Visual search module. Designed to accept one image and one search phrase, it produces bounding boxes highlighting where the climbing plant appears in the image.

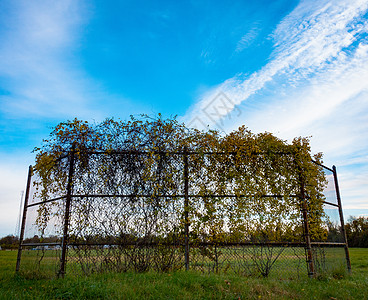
[31,115,328,274]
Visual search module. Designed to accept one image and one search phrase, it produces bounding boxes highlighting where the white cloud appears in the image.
[183,0,368,210]
[0,0,112,120]
[235,24,260,53]
[0,1,150,236]
[0,154,32,237]
[0,0,95,237]
[184,0,368,127]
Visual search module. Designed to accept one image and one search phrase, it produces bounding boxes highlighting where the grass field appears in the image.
[0,248,367,299]
[16,245,347,279]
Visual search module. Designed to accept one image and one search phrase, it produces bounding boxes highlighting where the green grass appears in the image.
[0,249,368,299]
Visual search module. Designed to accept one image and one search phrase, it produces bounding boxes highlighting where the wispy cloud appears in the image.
[183,0,368,208]
[0,0,97,237]
[0,154,31,236]
[0,0,113,120]
[235,23,260,53]
[184,0,368,127]
[0,0,152,236]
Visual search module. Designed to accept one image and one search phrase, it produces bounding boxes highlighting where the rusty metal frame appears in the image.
[58,146,76,278]
[15,165,33,273]
[16,149,351,278]
[332,165,351,273]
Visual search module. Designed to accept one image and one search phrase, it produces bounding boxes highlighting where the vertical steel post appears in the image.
[16,165,33,273]
[300,178,315,278]
[58,147,75,278]
[332,165,352,273]
[295,151,315,278]
[183,148,189,271]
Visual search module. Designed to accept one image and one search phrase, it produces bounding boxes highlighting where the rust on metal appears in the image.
[15,165,33,273]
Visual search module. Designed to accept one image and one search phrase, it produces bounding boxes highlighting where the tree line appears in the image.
[2,216,367,250]
[3,216,368,250]
[0,235,58,250]
[326,216,368,247]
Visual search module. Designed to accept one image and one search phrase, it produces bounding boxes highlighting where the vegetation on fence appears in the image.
[33,115,327,239]
[25,115,331,275]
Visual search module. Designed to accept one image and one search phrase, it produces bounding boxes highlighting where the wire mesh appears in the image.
[309,165,349,277]
[18,160,67,277]
[17,152,350,279]
[189,244,307,278]
[311,246,347,277]
[66,244,185,275]
[19,246,62,278]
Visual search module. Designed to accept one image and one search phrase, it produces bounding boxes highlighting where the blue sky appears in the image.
[0,0,367,236]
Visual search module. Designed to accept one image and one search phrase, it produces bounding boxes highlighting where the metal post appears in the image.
[301,185,315,278]
[183,148,190,271]
[16,165,33,273]
[332,165,352,273]
[58,146,75,278]
[297,161,315,278]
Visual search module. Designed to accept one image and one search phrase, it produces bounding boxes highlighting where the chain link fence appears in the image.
[16,151,351,279]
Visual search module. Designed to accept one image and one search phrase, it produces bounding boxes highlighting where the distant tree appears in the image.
[23,235,40,244]
[326,221,343,242]
[345,216,368,247]
[0,235,19,249]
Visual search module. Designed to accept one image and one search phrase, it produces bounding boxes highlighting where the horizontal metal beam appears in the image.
[25,194,300,207]
[311,160,334,172]
[26,196,67,208]
[70,194,298,199]
[20,241,346,248]
[57,150,294,156]
[65,241,346,247]
[21,242,61,247]
[322,200,339,208]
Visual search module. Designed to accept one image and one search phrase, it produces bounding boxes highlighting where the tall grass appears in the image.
[0,249,367,299]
